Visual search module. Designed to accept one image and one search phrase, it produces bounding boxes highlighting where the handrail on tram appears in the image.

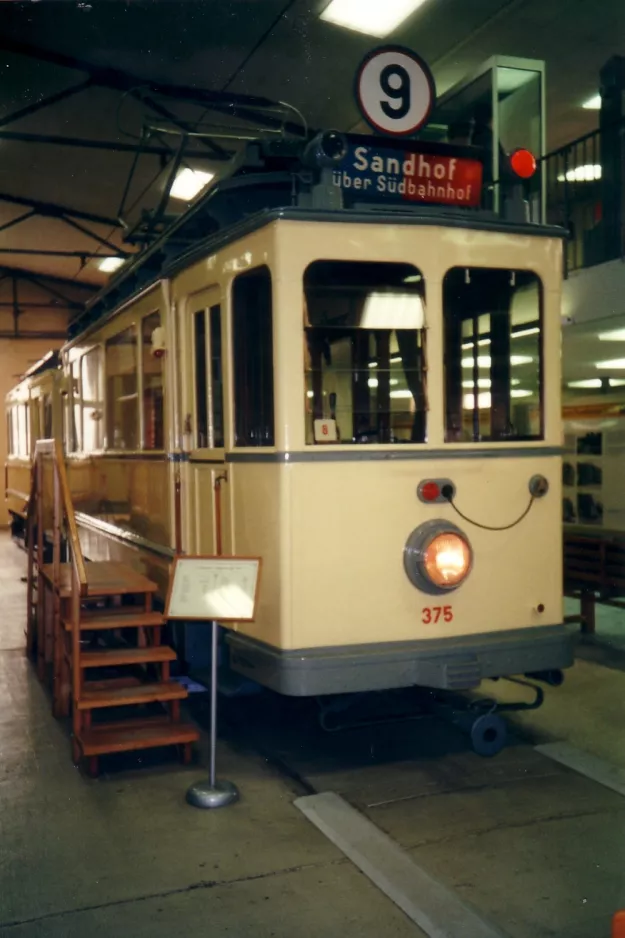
[30,438,88,596]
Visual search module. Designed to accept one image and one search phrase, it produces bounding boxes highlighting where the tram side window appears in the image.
[194,304,225,450]
[82,347,104,451]
[69,359,82,452]
[43,393,53,439]
[106,327,138,450]
[13,404,29,457]
[142,312,164,450]
[443,268,543,443]
[304,261,426,445]
[233,268,274,447]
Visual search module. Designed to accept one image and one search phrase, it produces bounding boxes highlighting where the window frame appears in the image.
[442,264,544,444]
[140,310,165,451]
[191,292,225,455]
[303,259,428,447]
[105,324,140,452]
[232,266,275,449]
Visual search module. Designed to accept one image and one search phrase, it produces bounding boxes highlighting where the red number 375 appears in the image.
[422,606,453,624]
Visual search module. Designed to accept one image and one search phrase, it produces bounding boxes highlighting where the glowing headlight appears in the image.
[404,521,473,595]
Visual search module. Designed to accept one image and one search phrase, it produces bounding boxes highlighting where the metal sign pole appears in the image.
[186,620,239,809]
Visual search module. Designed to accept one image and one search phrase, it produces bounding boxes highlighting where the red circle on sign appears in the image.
[510,148,537,179]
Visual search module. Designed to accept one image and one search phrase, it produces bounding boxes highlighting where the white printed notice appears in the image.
[166,557,260,622]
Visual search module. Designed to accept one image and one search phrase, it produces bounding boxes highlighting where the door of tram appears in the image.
[186,286,233,557]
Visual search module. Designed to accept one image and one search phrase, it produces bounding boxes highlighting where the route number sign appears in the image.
[355,46,435,137]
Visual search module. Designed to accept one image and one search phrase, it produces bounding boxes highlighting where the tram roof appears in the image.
[69,134,566,341]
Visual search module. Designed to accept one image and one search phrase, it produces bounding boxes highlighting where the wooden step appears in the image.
[78,681,187,710]
[41,561,158,598]
[80,646,176,668]
[62,611,164,632]
[79,720,199,756]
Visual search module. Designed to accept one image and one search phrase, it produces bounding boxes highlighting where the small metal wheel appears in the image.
[470,713,507,757]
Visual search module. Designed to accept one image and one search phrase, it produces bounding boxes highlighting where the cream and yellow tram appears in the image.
[5,131,573,712]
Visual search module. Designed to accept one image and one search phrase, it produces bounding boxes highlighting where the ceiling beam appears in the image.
[0,129,223,159]
[0,248,122,259]
[0,265,97,291]
[0,192,122,228]
[0,78,93,129]
[0,37,307,139]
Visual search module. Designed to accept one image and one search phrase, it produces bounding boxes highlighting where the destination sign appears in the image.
[332,143,483,208]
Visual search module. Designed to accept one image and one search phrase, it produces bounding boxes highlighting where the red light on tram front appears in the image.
[510,148,537,180]
[420,481,440,502]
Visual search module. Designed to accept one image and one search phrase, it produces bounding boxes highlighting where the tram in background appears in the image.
[5,124,573,743]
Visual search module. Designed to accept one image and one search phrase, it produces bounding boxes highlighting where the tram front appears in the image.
[226,134,572,706]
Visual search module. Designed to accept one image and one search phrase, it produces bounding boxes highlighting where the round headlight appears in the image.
[404,520,472,595]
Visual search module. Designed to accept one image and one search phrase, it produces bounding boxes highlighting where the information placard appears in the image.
[166,556,261,622]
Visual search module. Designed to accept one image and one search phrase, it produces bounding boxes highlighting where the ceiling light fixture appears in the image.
[461,355,533,368]
[567,379,602,389]
[320,0,428,37]
[462,378,491,389]
[98,256,125,273]
[583,94,601,110]
[596,359,625,369]
[512,326,540,339]
[598,328,625,341]
[170,167,215,202]
[557,164,601,183]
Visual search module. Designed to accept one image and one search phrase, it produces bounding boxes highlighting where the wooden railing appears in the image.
[26,439,88,674]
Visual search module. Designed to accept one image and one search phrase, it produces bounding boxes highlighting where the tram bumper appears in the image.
[226,624,574,697]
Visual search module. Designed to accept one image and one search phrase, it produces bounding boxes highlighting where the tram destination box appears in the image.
[328,134,484,209]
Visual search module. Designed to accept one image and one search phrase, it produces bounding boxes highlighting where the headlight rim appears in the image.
[403,519,473,595]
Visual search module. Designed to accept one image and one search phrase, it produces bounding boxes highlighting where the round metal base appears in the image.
[186,779,239,809]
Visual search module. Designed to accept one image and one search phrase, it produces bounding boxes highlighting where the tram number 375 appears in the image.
[422,606,453,624]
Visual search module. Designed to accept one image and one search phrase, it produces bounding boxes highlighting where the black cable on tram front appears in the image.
[440,483,536,532]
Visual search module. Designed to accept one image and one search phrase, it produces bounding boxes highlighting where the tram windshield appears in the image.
[304,261,426,445]
[443,268,543,442]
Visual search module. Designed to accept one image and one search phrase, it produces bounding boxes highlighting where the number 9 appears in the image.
[380,64,411,121]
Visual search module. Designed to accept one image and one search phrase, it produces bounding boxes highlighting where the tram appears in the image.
[5,127,573,716]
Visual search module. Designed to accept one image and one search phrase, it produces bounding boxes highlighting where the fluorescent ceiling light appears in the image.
[598,328,625,341]
[461,355,532,368]
[361,292,425,329]
[462,356,492,368]
[567,379,602,389]
[320,0,427,37]
[306,390,314,398]
[368,378,399,388]
[513,326,540,338]
[462,378,491,389]
[583,94,601,110]
[403,274,422,283]
[98,256,125,273]
[610,378,625,387]
[557,164,601,183]
[596,358,625,369]
[170,167,214,201]
[390,389,413,399]
[462,338,490,349]
[390,356,402,364]
[511,389,532,398]
[463,392,491,410]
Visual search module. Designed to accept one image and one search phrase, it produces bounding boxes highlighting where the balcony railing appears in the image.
[535,122,624,274]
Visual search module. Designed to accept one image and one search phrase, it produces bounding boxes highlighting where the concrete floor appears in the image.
[2,531,625,937]
[0,535,420,938]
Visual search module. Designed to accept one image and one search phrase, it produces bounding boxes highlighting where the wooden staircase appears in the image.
[26,441,199,776]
